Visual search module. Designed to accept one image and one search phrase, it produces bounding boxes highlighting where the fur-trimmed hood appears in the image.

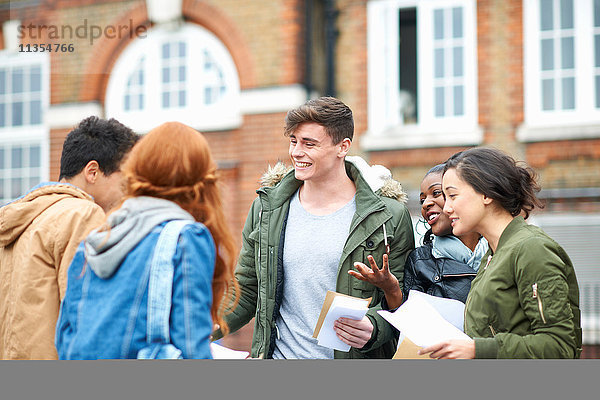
[259,156,408,203]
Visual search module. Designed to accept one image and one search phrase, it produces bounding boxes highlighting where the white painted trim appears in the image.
[360,124,483,150]
[47,102,103,129]
[146,0,182,24]
[240,85,307,115]
[529,213,600,227]
[2,20,20,52]
[517,122,600,142]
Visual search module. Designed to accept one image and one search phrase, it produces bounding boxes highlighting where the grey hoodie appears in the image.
[84,196,194,279]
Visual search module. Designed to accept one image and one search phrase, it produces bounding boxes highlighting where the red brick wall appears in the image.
[49,127,72,180]
[477,0,524,152]
[337,0,368,143]
[526,140,600,189]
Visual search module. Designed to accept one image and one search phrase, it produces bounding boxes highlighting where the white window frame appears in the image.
[106,23,241,133]
[520,0,600,142]
[0,51,50,204]
[363,0,481,150]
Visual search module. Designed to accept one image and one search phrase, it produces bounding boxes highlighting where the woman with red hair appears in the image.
[56,122,238,359]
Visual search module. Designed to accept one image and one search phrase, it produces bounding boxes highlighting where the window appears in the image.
[363,0,480,150]
[161,42,186,109]
[520,0,600,141]
[106,23,241,133]
[124,57,145,112]
[0,52,49,205]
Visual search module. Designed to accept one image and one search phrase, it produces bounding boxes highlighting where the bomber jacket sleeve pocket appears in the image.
[522,276,573,330]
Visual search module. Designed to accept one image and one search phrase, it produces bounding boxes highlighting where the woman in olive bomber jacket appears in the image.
[420,148,582,359]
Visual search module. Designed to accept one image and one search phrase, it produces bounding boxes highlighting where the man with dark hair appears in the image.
[215,97,414,359]
[0,116,139,359]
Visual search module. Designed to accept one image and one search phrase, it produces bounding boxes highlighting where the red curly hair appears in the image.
[120,121,238,334]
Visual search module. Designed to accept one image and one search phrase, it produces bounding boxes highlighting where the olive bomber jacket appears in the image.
[217,158,415,359]
[465,217,582,359]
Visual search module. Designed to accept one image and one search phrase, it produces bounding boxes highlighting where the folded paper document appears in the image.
[378,290,471,359]
[392,333,430,359]
[313,291,371,352]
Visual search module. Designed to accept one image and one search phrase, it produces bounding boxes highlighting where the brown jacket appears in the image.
[0,183,105,359]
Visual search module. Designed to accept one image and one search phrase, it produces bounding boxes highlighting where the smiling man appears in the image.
[215,97,414,359]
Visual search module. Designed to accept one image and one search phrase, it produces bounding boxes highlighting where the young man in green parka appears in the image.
[214,97,414,359]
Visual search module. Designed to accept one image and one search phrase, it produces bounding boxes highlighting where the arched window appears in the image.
[106,23,241,132]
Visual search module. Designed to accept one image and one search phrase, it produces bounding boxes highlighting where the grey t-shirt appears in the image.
[272,189,356,359]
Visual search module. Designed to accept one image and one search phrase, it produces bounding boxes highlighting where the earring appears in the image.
[415,216,430,237]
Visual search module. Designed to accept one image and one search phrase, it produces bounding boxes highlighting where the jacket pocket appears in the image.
[247,229,263,332]
[248,228,260,266]
[352,275,375,293]
[524,276,572,329]
[351,232,387,296]
[268,246,277,299]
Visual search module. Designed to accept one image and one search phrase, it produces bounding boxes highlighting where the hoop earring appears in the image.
[415,217,431,246]
[416,216,429,233]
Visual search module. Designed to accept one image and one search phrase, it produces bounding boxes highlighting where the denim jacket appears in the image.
[55,221,215,359]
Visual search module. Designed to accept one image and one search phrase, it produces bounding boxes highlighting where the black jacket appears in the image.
[401,242,477,304]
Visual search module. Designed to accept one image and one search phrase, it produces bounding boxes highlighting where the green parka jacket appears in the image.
[220,158,415,359]
[465,217,582,358]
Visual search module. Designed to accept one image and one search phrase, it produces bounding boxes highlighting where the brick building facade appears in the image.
[1,0,598,357]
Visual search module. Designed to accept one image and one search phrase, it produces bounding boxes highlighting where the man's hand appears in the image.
[418,339,476,359]
[333,316,374,349]
[348,254,403,309]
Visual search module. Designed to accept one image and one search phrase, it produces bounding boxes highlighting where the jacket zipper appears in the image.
[488,324,497,337]
[442,273,478,278]
[256,208,264,355]
[464,294,471,323]
[269,247,275,290]
[257,209,262,265]
[483,255,492,270]
[532,283,547,324]
[463,257,489,327]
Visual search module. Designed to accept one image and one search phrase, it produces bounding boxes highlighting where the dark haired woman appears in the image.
[419,148,581,359]
[350,164,488,310]
[55,122,238,359]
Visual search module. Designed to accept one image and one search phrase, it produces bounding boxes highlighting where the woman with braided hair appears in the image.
[56,122,238,359]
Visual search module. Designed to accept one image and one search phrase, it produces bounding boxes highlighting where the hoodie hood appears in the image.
[259,156,408,203]
[0,182,93,247]
[84,196,194,279]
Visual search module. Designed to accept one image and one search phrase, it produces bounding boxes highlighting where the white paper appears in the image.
[210,343,250,359]
[316,295,369,352]
[409,290,466,331]
[378,290,470,348]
